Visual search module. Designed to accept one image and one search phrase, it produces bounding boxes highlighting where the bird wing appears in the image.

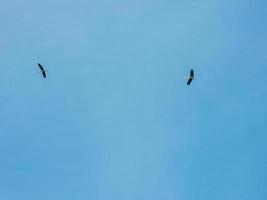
[42,70,46,78]
[190,69,194,77]
[38,63,44,71]
[187,78,192,85]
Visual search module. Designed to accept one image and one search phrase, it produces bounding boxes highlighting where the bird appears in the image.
[187,69,194,85]
[38,63,46,78]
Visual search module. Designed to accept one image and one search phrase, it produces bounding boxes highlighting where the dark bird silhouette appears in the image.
[38,63,46,78]
[187,69,194,85]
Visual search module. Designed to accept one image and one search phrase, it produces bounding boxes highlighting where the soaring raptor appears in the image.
[187,69,194,85]
[38,63,46,78]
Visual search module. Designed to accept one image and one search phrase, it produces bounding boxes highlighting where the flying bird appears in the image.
[187,69,194,85]
[38,63,46,78]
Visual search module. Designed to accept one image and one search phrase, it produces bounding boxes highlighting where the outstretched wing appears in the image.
[38,63,44,71]
[187,77,192,85]
[42,70,46,78]
[38,63,46,78]
[190,69,194,77]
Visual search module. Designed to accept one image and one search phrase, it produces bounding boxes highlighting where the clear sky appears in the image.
[0,0,266,199]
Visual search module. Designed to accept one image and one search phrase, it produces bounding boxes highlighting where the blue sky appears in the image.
[0,0,267,199]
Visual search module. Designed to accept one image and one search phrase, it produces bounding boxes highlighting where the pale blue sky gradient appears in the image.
[0,0,267,199]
